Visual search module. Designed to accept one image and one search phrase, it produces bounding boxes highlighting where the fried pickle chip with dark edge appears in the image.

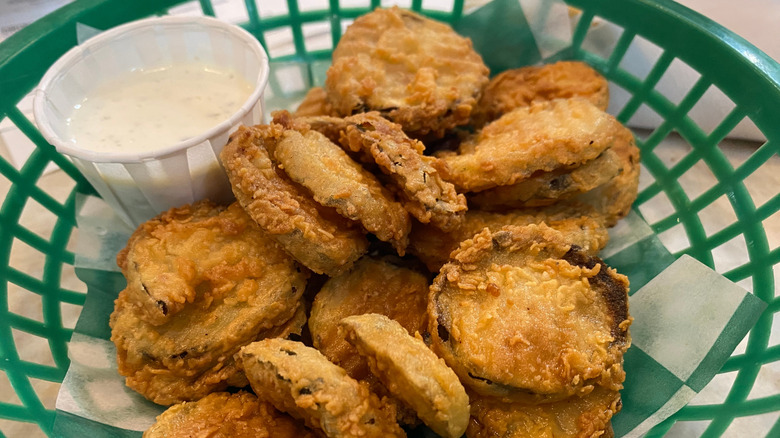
[143,391,316,438]
[466,386,622,438]
[341,112,467,231]
[294,86,337,117]
[325,7,489,138]
[472,61,610,127]
[467,147,621,210]
[428,224,631,402]
[272,125,411,255]
[436,99,624,192]
[409,207,609,272]
[220,124,369,276]
[340,314,469,438]
[110,203,308,405]
[238,339,405,438]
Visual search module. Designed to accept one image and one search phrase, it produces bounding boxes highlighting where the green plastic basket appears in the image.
[1,0,778,436]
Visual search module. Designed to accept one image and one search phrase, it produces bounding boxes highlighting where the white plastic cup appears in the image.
[33,16,270,227]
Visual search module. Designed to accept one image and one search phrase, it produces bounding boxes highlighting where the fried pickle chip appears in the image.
[340,112,467,231]
[570,125,640,226]
[294,86,337,117]
[428,225,631,402]
[117,200,279,326]
[110,204,309,404]
[409,208,609,272]
[144,391,315,438]
[238,339,405,438]
[309,256,429,381]
[272,126,411,254]
[220,124,368,276]
[325,7,489,137]
[466,386,622,438]
[472,61,609,127]
[437,99,624,192]
[468,147,621,209]
[340,314,469,438]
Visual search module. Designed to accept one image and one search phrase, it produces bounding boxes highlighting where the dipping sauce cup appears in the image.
[34,16,270,226]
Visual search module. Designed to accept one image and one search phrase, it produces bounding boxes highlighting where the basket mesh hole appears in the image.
[299,0,328,12]
[710,234,749,274]
[665,420,710,437]
[655,57,701,106]
[742,153,780,208]
[606,81,630,117]
[18,198,59,241]
[637,162,654,192]
[764,209,780,252]
[340,18,355,34]
[273,63,308,95]
[7,283,43,323]
[28,376,60,410]
[0,369,23,406]
[579,16,624,62]
[652,133,693,168]
[697,195,738,237]
[687,84,736,136]
[723,411,780,436]
[60,263,88,296]
[382,0,412,8]
[264,27,296,58]
[723,138,762,170]
[736,276,753,294]
[340,0,370,9]
[259,0,288,18]
[626,103,664,137]
[656,223,690,254]
[60,301,83,331]
[678,159,719,201]
[770,312,780,346]
[422,0,454,12]
[11,328,56,367]
[213,0,249,24]
[302,21,333,52]
[10,238,45,281]
[688,369,738,406]
[38,166,78,206]
[638,191,675,225]
[617,34,663,81]
[746,361,780,403]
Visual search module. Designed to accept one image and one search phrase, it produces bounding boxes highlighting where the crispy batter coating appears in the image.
[466,386,621,438]
[437,99,624,192]
[309,256,429,382]
[570,125,640,226]
[325,7,489,137]
[272,127,411,255]
[220,124,368,276]
[341,112,467,231]
[294,86,337,117]
[238,339,405,437]
[340,314,469,438]
[428,225,631,402]
[468,147,621,209]
[110,203,308,405]
[409,208,609,272]
[117,200,278,326]
[472,61,609,127]
[144,391,315,438]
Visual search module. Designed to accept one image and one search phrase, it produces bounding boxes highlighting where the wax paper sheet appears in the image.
[51,1,767,436]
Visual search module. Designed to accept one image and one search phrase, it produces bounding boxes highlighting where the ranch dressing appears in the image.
[67,63,253,153]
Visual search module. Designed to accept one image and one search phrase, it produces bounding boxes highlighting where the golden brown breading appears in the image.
[428,225,631,402]
[468,147,621,209]
[472,61,609,127]
[272,127,411,255]
[325,7,489,137]
[110,203,309,405]
[437,99,624,192]
[143,391,315,438]
[570,125,640,226]
[340,112,467,231]
[220,124,368,276]
[466,386,621,438]
[294,86,337,117]
[340,314,469,438]
[409,208,609,272]
[238,339,405,438]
